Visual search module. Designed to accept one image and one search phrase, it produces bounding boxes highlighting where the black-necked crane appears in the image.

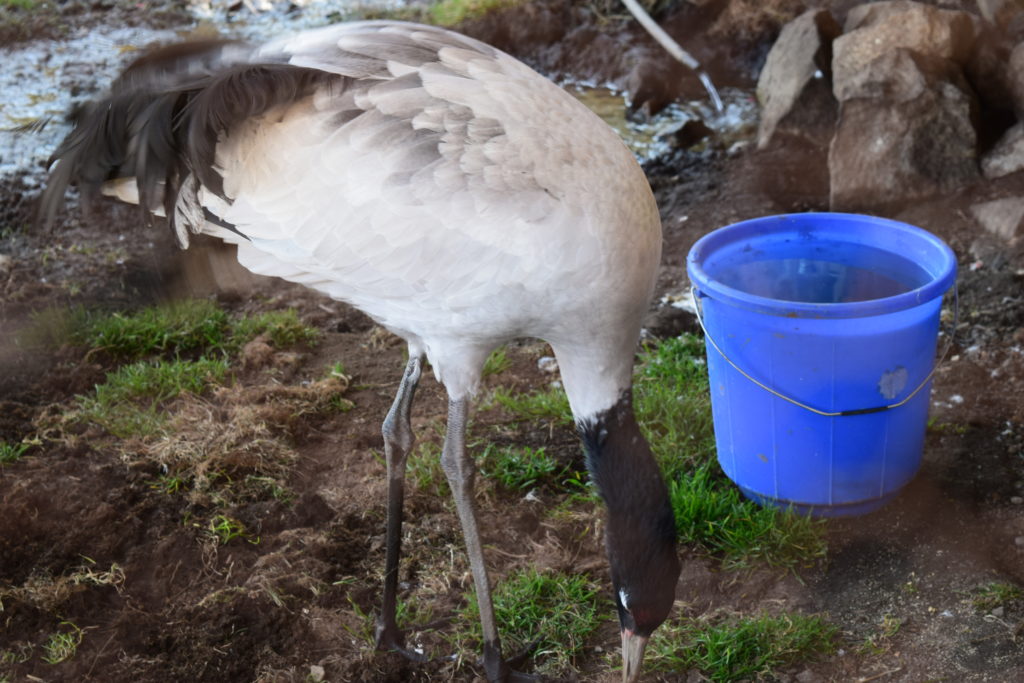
[41,21,681,682]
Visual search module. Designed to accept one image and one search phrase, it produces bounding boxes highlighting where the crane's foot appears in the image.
[481,639,542,682]
[374,618,428,663]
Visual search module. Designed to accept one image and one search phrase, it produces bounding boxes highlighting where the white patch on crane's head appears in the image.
[619,589,630,610]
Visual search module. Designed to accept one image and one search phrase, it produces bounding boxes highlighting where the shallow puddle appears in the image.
[565,80,758,162]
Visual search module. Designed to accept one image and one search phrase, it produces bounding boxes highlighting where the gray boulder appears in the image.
[833,1,978,101]
[830,49,979,211]
[970,196,1024,241]
[756,9,841,149]
[982,122,1024,178]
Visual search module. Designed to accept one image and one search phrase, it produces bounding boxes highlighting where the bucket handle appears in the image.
[691,282,959,417]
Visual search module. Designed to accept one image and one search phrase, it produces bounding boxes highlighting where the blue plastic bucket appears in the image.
[686,213,957,516]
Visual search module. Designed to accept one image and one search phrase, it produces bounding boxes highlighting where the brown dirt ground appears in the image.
[2,1,1023,682]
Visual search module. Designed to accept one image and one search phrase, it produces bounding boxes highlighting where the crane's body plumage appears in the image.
[184,22,663,415]
[43,21,678,682]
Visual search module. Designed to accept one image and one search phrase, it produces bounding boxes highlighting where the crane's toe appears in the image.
[479,638,542,682]
[374,618,428,663]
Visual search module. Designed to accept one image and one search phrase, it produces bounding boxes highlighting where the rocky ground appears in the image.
[1,0,1023,681]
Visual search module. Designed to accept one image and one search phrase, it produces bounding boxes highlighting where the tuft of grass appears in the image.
[73,299,230,358]
[482,346,511,378]
[407,440,449,498]
[0,643,33,665]
[427,0,521,25]
[26,300,320,359]
[635,334,716,469]
[231,309,320,348]
[645,612,837,681]
[971,581,1023,611]
[456,568,601,674]
[0,559,125,615]
[41,621,83,665]
[859,613,902,655]
[77,357,229,437]
[0,440,30,463]
[344,595,433,648]
[668,465,827,569]
[206,515,256,545]
[491,384,573,428]
[481,444,561,491]
[634,335,827,570]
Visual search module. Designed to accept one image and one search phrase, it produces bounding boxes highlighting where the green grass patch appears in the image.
[491,384,573,428]
[26,299,320,359]
[41,621,82,665]
[645,612,837,682]
[457,567,601,674]
[73,299,230,358]
[407,440,450,498]
[481,444,561,491]
[634,335,826,570]
[668,465,826,569]
[482,346,511,378]
[635,334,716,468]
[77,357,228,437]
[970,581,1023,611]
[231,308,320,348]
[0,440,30,464]
[427,0,521,25]
[206,514,256,545]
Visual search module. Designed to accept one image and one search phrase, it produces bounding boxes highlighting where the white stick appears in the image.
[621,0,699,70]
[620,0,723,111]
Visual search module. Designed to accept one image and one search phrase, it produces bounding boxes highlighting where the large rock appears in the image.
[975,0,1024,25]
[835,41,970,103]
[756,9,841,149]
[982,122,1024,178]
[833,1,978,101]
[970,196,1024,242]
[830,49,979,211]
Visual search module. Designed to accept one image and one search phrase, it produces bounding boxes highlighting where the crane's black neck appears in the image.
[577,390,680,635]
[578,390,672,521]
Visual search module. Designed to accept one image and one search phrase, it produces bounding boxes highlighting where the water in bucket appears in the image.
[686,213,957,517]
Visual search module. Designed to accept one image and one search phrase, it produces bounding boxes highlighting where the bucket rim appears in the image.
[686,212,958,319]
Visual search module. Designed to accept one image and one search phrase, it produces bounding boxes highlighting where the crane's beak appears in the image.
[621,628,649,683]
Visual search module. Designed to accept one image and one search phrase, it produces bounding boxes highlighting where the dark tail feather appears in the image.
[39,38,343,244]
[184,64,341,198]
[38,39,240,229]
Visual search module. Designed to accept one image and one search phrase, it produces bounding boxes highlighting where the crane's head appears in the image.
[577,391,681,682]
[609,526,679,683]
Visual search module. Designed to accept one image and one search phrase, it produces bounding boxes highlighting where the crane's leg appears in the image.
[375,354,426,661]
[440,398,536,682]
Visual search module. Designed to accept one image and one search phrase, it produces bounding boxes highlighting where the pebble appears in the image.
[537,356,559,373]
[992,606,1005,618]
[1015,536,1024,547]
[1011,496,1023,505]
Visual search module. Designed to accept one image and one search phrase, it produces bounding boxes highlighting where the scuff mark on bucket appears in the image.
[878,366,909,399]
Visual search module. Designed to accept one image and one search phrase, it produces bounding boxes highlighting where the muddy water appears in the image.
[565,82,757,162]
